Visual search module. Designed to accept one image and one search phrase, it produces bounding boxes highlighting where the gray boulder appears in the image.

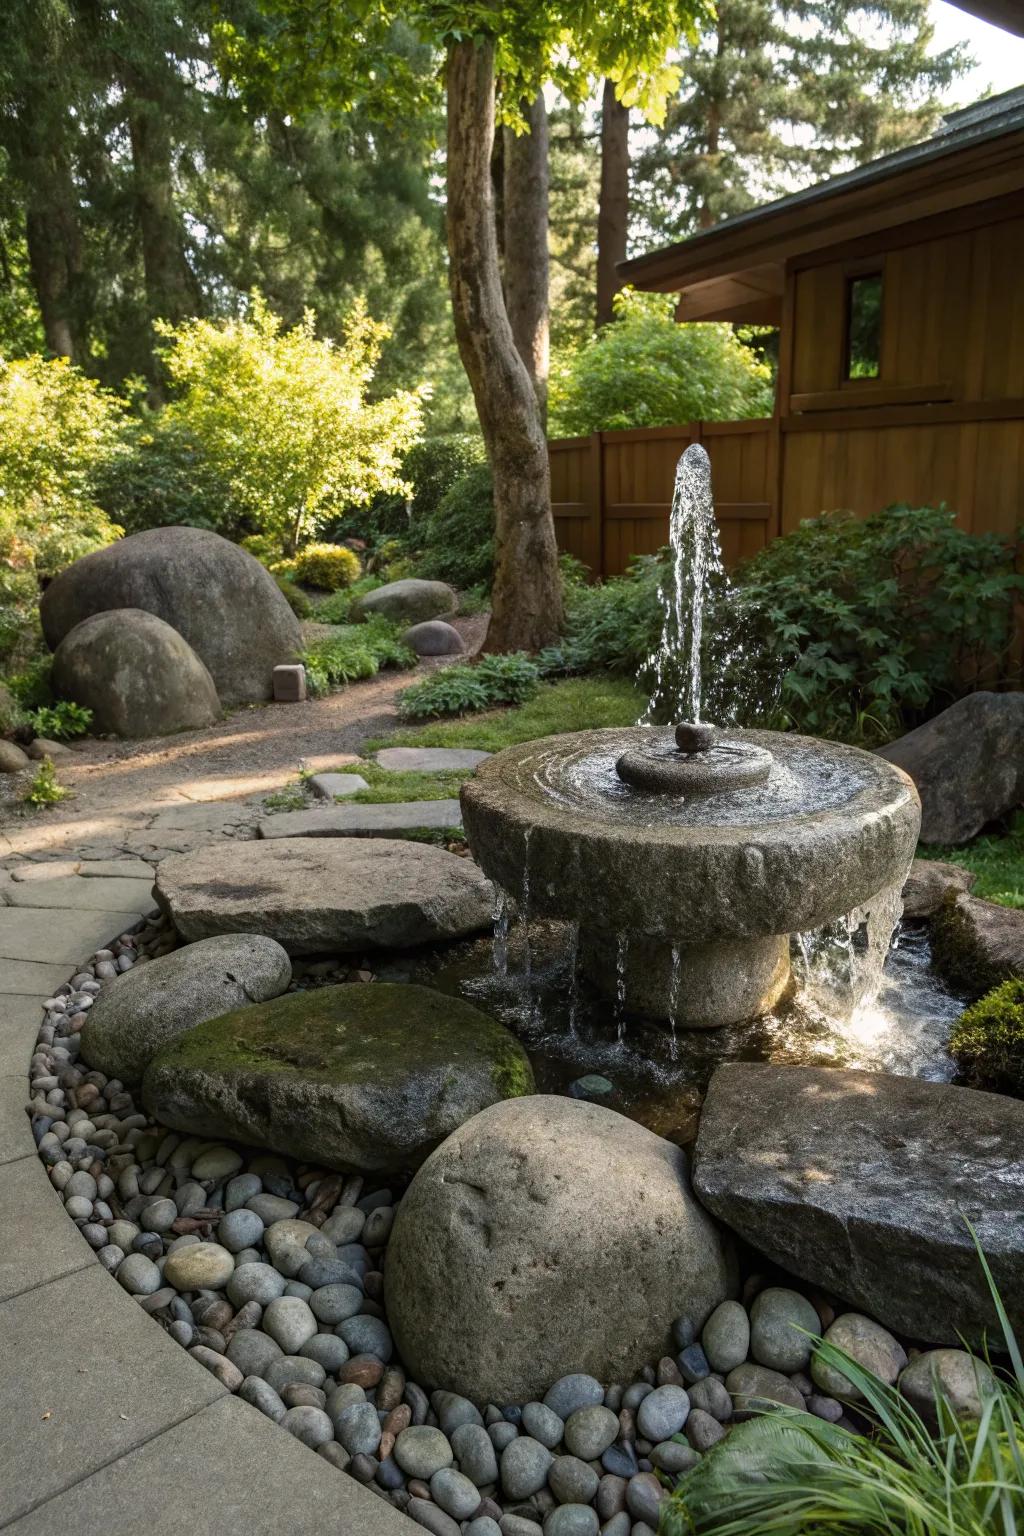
[931,891,1024,996]
[142,983,534,1174]
[352,578,457,626]
[692,1063,1024,1346]
[40,526,302,704]
[900,858,975,920]
[81,933,292,1081]
[402,620,465,657]
[385,1095,736,1404]
[52,609,221,738]
[154,836,492,954]
[878,692,1024,844]
[0,739,30,772]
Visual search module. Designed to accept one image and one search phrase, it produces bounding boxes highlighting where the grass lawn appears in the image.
[367,675,643,755]
[919,812,1024,909]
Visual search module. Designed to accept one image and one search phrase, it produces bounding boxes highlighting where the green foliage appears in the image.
[299,617,414,696]
[417,463,495,591]
[0,355,124,666]
[157,295,424,556]
[919,815,1024,912]
[274,577,313,619]
[666,1240,1024,1536]
[548,290,773,436]
[292,543,362,591]
[397,653,541,720]
[730,505,1024,745]
[22,758,70,808]
[26,701,92,741]
[324,761,471,804]
[951,979,1024,1096]
[370,675,644,753]
[313,577,385,625]
[5,655,54,711]
[406,435,486,522]
[93,415,236,539]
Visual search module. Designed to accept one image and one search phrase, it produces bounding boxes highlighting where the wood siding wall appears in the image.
[551,199,1024,574]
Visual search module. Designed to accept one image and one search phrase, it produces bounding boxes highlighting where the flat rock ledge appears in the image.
[259,802,464,838]
[692,1063,1024,1346]
[154,837,492,954]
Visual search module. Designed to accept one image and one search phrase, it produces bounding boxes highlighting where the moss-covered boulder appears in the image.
[141,983,534,1174]
[931,891,1024,997]
[950,977,1024,1095]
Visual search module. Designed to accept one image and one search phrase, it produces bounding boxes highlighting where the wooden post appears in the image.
[588,432,605,578]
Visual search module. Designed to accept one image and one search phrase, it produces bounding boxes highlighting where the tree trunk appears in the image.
[129,101,196,329]
[25,171,83,361]
[503,94,549,422]
[445,38,562,653]
[597,79,629,327]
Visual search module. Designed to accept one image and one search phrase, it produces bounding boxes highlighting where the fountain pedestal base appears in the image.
[579,930,791,1029]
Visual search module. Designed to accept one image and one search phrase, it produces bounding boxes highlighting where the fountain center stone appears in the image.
[460,726,921,1031]
[615,720,773,796]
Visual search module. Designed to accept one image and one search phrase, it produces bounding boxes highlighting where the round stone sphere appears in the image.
[385,1095,736,1405]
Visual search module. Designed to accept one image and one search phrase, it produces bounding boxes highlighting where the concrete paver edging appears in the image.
[0,870,414,1535]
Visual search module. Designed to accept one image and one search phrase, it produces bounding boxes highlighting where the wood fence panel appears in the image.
[549,435,601,572]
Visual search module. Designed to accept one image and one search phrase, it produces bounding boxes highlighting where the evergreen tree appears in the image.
[633,1,972,245]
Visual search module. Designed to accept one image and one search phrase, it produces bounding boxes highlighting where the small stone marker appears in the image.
[309,773,369,800]
[273,664,306,703]
[374,747,491,773]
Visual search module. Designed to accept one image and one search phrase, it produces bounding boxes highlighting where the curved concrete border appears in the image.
[0,867,413,1534]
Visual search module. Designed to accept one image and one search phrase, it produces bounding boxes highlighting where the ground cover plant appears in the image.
[949,978,1024,1096]
[397,653,542,721]
[919,815,1024,910]
[370,675,643,754]
[298,617,415,696]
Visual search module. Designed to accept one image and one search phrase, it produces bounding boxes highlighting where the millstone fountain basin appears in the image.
[461,720,921,1028]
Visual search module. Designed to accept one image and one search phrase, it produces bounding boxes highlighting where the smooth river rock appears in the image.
[386,1095,736,1404]
[351,578,457,626]
[142,983,533,1174]
[81,934,291,1081]
[692,1063,1024,1345]
[154,837,492,954]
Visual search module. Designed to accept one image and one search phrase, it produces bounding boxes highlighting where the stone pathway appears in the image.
[0,865,411,1533]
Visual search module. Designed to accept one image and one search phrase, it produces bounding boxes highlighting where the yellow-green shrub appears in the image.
[292,543,361,591]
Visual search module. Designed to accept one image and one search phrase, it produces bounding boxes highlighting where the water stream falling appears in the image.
[643,442,725,724]
[614,934,629,1043]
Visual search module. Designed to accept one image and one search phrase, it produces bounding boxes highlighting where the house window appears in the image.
[844,272,882,380]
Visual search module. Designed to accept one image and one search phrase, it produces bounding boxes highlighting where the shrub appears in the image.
[343,433,486,552]
[26,701,92,740]
[157,294,424,556]
[417,463,495,591]
[548,288,773,436]
[950,978,1024,1095]
[274,577,313,619]
[94,414,236,539]
[313,577,384,625]
[292,543,362,591]
[299,617,415,696]
[397,653,540,720]
[23,758,70,807]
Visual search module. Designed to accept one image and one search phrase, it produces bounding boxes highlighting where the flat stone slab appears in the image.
[78,858,155,879]
[309,772,369,799]
[3,875,154,911]
[0,995,45,1078]
[375,747,492,772]
[692,1063,1024,1346]
[9,1393,413,1536]
[155,837,491,954]
[0,1155,93,1302]
[0,1076,34,1165]
[0,958,88,996]
[0,908,145,966]
[0,1264,225,1527]
[259,801,463,839]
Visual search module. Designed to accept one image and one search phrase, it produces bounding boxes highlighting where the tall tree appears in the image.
[596,79,629,326]
[633,0,971,245]
[504,94,550,420]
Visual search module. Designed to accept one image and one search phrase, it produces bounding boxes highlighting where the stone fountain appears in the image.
[461,447,921,1030]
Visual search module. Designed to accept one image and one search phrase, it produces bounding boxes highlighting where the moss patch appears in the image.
[950,977,1024,1096]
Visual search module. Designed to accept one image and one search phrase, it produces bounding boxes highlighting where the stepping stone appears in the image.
[3,875,155,912]
[374,747,491,773]
[309,772,369,799]
[693,1063,1024,1347]
[154,836,491,954]
[259,801,463,838]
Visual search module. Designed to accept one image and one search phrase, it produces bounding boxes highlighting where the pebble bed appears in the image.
[29,918,931,1536]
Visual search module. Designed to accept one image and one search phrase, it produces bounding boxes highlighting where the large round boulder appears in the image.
[385,1095,736,1404]
[81,933,292,1082]
[52,609,221,737]
[351,578,457,626]
[40,527,302,704]
[142,983,534,1174]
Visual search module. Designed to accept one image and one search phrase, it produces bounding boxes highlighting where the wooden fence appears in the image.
[549,419,777,578]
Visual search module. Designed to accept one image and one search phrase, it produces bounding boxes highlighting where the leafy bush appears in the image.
[397,653,540,720]
[4,655,53,710]
[156,294,423,556]
[666,1239,1024,1536]
[417,463,495,591]
[274,577,313,619]
[26,701,92,740]
[292,543,362,591]
[313,576,384,625]
[23,758,70,807]
[549,289,773,436]
[299,617,414,696]
[950,978,1024,1095]
[94,414,236,538]
[343,433,486,552]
